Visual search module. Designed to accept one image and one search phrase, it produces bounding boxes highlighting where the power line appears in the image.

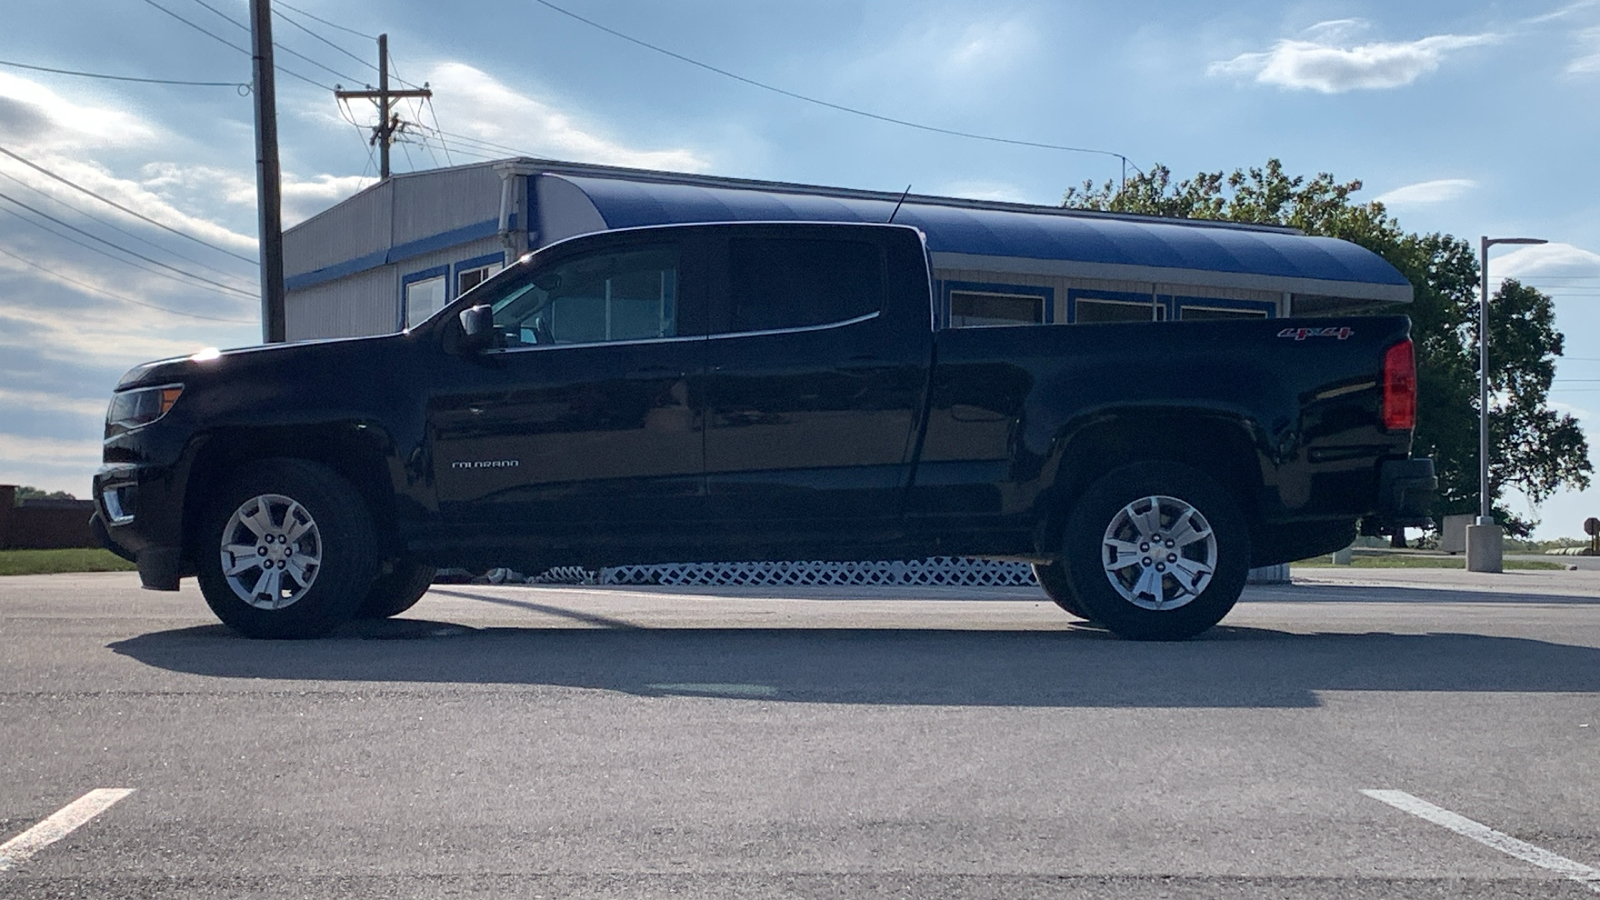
[0,144,259,266]
[276,0,376,41]
[529,0,1141,174]
[424,97,452,166]
[139,0,332,91]
[184,0,363,86]
[267,1,425,91]
[0,244,254,324]
[0,58,246,88]
[272,4,378,75]
[0,193,257,298]
[0,168,254,282]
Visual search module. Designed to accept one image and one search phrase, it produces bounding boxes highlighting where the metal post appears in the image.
[249,0,286,343]
[1478,236,1490,524]
[1469,235,1547,573]
[378,33,390,180]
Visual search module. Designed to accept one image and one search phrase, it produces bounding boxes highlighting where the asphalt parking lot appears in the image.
[2,568,1598,898]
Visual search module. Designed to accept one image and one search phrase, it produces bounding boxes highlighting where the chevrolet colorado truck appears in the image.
[94,221,1434,640]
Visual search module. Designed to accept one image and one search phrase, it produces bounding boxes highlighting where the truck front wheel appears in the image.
[195,459,378,639]
[1062,462,1249,641]
[355,558,437,619]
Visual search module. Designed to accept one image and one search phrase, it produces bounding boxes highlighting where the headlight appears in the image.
[106,383,184,438]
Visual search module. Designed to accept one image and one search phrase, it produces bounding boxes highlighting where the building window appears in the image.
[1176,302,1272,320]
[457,261,503,296]
[1073,296,1165,324]
[948,290,1045,327]
[403,270,448,328]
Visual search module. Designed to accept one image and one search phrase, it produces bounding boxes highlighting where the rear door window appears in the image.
[725,237,884,333]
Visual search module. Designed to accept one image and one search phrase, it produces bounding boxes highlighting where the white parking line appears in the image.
[1364,789,1600,894]
[0,789,134,874]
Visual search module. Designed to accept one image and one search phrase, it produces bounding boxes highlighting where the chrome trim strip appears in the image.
[101,487,134,526]
[486,310,881,354]
[490,333,706,355]
[707,310,880,341]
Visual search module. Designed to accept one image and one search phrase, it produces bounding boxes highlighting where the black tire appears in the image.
[195,459,378,639]
[355,558,437,619]
[1031,561,1093,620]
[1062,462,1250,641]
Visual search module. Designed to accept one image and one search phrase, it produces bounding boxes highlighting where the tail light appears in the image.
[1382,339,1416,431]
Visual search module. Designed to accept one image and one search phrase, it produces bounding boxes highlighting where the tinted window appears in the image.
[727,238,883,333]
[1073,296,1165,324]
[949,290,1043,327]
[489,245,678,347]
[1178,304,1269,321]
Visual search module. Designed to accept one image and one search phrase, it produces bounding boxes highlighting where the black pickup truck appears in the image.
[94,221,1434,640]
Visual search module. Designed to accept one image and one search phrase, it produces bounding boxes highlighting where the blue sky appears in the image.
[1,0,1598,538]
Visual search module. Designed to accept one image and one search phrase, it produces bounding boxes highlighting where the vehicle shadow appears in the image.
[108,611,1600,710]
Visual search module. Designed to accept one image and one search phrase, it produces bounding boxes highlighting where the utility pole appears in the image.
[249,0,286,343]
[334,34,432,180]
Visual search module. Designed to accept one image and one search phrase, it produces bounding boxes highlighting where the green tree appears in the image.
[12,486,77,504]
[1062,160,1591,536]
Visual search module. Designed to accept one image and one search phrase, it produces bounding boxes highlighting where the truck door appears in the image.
[700,224,933,535]
[427,231,707,546]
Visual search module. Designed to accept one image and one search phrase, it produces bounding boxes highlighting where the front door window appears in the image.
[491,246,678,347]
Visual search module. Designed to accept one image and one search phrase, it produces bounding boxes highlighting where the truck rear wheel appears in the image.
[1062,462,1249,641]
[355,558,437,619]
[195,459,378,639]
[1031,561,1092,621]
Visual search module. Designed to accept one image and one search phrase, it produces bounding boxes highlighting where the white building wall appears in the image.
[284,268,398,340]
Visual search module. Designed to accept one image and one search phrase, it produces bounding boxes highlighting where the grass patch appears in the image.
[1294,554,1566,571]
[0,548,137,576]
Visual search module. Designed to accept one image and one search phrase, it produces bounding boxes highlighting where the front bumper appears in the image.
[1377,456,1437,527]
[93,462,189,590]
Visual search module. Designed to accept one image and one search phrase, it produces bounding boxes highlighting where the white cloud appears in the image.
[1493,242,1600,279]
[933,180,1032,204]
[0,387,108,419]
[840,13,1037,101]
[1209,21,1500,93]
[0,302,251,366]
[1570,26,1600,74]
[943,17,1036,75]
[425,63,708,171]
[140,163,373,227]
[1524,0,1600,27]
[0,72,160,151]
[1373,178,1478,207]
[0,432,102,471]
[0,152,259,255]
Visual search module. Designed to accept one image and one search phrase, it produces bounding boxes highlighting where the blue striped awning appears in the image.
[541,174,1413,303]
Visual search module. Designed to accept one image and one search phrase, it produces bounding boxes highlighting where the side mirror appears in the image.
[457,304,499,354]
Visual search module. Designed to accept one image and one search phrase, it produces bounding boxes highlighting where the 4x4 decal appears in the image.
[1278,326,1354,341]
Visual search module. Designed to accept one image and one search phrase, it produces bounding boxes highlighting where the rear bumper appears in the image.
[1377,456,1436,527]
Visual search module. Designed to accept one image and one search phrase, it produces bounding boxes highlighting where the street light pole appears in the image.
[1468,235,1547,573]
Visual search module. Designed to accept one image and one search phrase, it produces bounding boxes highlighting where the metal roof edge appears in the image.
[930,252,1415,304]
[533,163,1305,235]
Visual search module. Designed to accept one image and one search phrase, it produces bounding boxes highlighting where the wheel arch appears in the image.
[1033,411,1269,559]
[181,423,401,568]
